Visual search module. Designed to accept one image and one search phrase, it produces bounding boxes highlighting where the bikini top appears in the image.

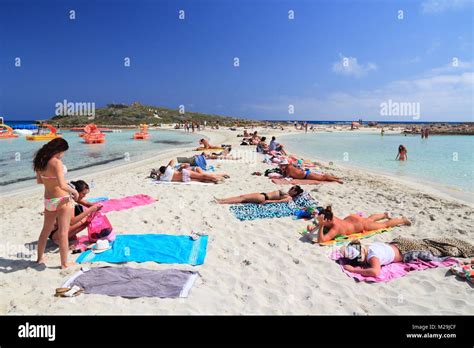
[40,164,68,179]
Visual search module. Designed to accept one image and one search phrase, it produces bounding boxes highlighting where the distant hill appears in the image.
[49,102,255,126]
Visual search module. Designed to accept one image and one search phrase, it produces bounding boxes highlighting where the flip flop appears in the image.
[55,285,83,297]
[55,288,70,296]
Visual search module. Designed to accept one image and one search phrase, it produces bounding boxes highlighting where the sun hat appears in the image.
[92,239,111,254]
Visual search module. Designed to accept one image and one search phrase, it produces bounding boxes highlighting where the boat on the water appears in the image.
[0,117,19,139]
[71,126,111,132]
[82,123,106,144]
[133,124,150,140]
[26,122,61,141]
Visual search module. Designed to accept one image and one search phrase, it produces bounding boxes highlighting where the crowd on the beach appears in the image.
[31,131,473,285]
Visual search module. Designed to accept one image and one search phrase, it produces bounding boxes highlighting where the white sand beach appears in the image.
[1,126,472,315]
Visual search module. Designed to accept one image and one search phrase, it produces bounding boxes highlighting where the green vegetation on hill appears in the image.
[49,102,254,126]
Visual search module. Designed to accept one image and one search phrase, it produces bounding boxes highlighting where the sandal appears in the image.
[55,285,83,297]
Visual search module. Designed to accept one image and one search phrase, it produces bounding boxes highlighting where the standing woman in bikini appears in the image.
[33,138,79,269]
[396,145,407,161]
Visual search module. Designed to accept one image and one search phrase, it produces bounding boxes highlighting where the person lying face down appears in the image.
[196,138,221,150]
[278,160,343,184]
[268,136,287,155]
[306,207,411,244]
[215,185,303,204]
[157,159,230,184]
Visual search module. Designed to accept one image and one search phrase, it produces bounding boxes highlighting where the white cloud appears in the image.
[421,0,472,14]
[245,62,474,121]
[332,55,377,78]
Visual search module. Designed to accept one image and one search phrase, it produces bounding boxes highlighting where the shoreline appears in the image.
[1,126,472,315]
[278,131,473,205]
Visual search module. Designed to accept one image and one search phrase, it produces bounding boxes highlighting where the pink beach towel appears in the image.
[99,194,157,213]
[330,249,457,283]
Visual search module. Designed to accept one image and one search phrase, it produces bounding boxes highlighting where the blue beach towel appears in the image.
[194,155,207,170]
[76,234,208,265]
[229,192,317,221]
[88,197,109,203]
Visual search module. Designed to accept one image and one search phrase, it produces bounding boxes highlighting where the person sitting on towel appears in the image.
[268,136,287,155]
[307,206,411,244]
[49,180,102,244]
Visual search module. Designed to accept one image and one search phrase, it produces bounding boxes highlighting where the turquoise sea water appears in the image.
[0,129,200,188]
[281,132,474,193]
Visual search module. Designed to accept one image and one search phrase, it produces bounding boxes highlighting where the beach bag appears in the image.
[87,211,116,243]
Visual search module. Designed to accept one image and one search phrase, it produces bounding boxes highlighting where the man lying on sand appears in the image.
[307,206,411,244]
[216,185,303,204]
[279,160,343,184]
[340,237,474,277]
[156,159,229,183]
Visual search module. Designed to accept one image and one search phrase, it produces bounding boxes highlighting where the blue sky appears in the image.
[1,0,473,121]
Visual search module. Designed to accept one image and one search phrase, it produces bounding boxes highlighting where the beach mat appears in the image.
[76,234,208,265]
[330,248,456,283]
[63,267,198,298]
[318,228,389,246]
[99,194,156,213]
[271,178,321,185]
[229,192,317,221]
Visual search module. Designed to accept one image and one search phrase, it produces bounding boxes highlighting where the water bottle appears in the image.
[91,179,95,189]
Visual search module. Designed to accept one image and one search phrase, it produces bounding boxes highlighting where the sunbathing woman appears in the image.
[308,206,411,244]
[158,159,227,183]
[196,138,221,150]
[340,237,474,277]
[34,138,79,269]
[216,185,303,204]
[279,160,343,184]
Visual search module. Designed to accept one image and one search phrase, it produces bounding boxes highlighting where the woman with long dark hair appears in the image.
[396,145,407,161]
[33,138,79,269]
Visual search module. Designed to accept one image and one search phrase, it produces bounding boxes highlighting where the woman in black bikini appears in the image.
[216,185,303,204]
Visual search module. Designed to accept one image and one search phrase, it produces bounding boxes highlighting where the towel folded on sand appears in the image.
[229,192,317,221]
[76,234,208,265]
[99,194,156,213]
[63,267,198,298]
[330,248,457,283]
[271,178,321,185]
[392,237,474,258]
